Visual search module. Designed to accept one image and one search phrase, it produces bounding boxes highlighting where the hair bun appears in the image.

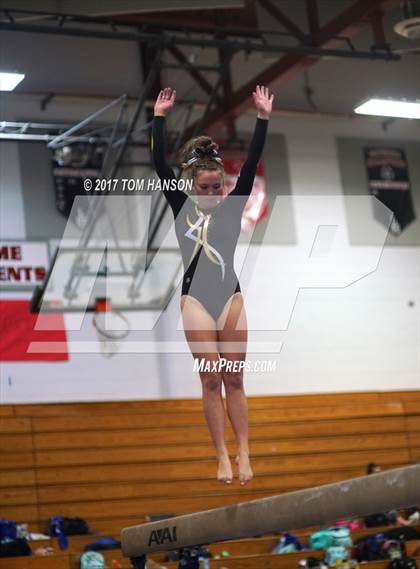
[179,135,223,171]
[195,138,218,152]
[194,142,219,158]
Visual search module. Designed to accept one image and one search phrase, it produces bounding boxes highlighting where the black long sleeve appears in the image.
[229,117,268,198]
[151,115,187,216]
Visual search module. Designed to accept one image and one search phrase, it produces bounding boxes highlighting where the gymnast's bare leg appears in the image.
[217,292,252,485]
[180,294,233,484]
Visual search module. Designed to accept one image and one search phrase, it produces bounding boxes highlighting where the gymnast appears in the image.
[152,85,273,485]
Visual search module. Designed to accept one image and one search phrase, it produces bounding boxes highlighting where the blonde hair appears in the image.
[179,135,224,178]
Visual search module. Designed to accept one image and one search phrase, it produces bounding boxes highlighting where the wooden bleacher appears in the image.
[1,390,419,568]
[15,525,420,559]
[1,537,419,569]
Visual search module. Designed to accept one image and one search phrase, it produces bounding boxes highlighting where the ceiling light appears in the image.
[354,98,420,119]
[0,72,25,92]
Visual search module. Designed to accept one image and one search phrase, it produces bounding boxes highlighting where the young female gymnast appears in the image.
[152,85,273,485]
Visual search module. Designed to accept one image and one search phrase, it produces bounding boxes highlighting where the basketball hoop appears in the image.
[92,297,130,358]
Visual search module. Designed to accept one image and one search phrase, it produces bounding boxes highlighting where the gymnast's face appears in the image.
[193,170,224,209]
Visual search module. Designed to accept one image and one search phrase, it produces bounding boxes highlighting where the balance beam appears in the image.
[121,464,420,560]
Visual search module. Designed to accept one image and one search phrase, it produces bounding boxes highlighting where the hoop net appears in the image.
[92,297,130,358]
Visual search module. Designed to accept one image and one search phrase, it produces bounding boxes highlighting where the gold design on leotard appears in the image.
[185,203,226,279]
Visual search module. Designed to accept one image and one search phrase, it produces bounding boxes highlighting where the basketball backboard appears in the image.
[31,246,182,313]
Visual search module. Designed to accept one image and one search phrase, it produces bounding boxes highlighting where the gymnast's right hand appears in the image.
[154,87,176,116]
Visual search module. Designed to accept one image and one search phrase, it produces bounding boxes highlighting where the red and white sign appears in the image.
[0,242,48,287]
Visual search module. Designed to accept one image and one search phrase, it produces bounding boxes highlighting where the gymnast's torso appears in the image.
[151,115,267,320]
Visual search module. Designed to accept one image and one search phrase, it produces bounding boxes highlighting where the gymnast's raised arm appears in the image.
[229,85,274,198]
[151,87,187,215]
[151,88,177,181]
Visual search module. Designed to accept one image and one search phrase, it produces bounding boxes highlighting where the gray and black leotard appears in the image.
[151,115,268,321]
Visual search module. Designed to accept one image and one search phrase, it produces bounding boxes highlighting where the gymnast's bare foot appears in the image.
[235,450,253,485]
[217,452,233,484]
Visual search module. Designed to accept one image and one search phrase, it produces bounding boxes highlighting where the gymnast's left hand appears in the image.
[253,85,274,119]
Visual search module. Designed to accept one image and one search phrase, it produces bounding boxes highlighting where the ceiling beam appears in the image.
[182,0,401,138]
[0,16,397,59]
[370,9,388,50]
[257,0,308,43]
[306,0,320,38]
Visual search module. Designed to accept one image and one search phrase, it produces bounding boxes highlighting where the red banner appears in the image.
[0,300,68,361]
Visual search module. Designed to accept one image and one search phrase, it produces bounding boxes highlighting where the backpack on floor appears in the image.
[0,538,32,558]
[309,529,335,550]
[84,537,121,551]
[364,513,389,527]
[272,532,303,553]
[327,526,353,548]
[49,516,90,550]
[49,516,90,536]
[80,551,105,569]
[0,519,17,540]
[355,533,386,561]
